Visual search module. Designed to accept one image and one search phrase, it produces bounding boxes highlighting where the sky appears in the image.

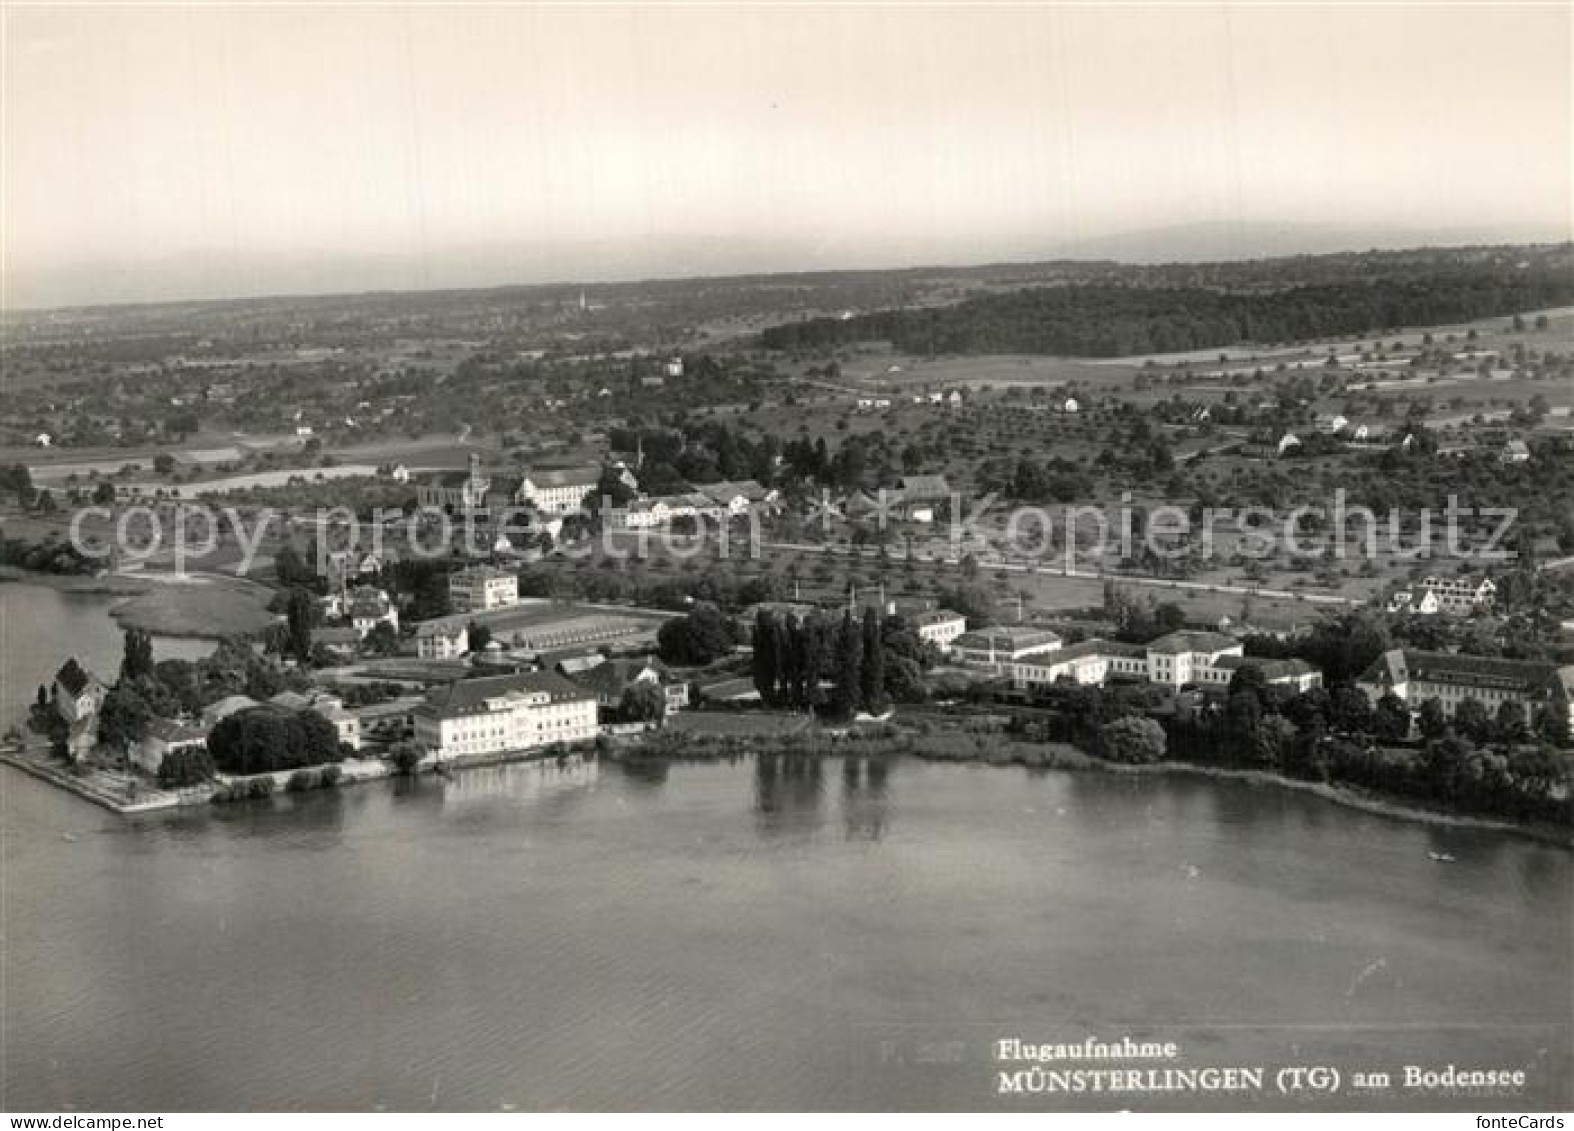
[3,3,1570,307]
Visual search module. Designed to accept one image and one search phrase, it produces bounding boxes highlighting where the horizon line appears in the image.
[5,235,1573,318]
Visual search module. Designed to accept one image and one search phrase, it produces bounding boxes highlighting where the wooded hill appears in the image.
[759,245,1574,357]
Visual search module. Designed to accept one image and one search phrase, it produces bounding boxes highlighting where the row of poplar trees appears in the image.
[751,607,890,718]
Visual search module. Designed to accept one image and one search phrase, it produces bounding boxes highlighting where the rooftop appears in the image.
[421,669,594,717]
[1146,631,1240,655]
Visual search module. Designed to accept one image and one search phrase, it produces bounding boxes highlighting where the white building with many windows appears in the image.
[912,610,967,652]
[448,566,519,613]
[1010,633,1322,695]
[950,626,1063,670]
[520,468,602,515]
[413,670,598,758]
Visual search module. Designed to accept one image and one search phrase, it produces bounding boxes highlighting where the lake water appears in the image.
[1,584,1570,1111]
[0,582,215,728]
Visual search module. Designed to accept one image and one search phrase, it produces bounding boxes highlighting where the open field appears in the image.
[107,574,279,637]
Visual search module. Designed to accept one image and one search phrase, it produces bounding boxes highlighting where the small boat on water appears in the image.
[1428,851,1456,863]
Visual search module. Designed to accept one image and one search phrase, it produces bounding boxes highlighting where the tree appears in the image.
[387,741,423,775]
[119,628,155,682]
[656,603,736,666]
[1532,703,1570,747]
[1329,684,1374,733]
[363,622,401,657]
[1493,700,1527,744]
[207,707,344,775]
[284,587,315,664]
[832,610,863,718]
[467,621,493,650]
[752,610,780,705]
[1226,664,1270,707]
[1099,716,1167,763]
[859,608,888,715]
[1373,692,1411,742]
[1453,698,1492,744]
[274,543,316,588]
[152,453,176,475]
[1224,691,1262,756]
[1417,697,1449,742]
[97,683,152,753]
[942,583,996,628]
[1253,715,1298,769]
[157,745,216,788]
[619,681,666,723]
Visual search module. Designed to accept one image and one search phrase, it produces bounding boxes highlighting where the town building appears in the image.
[1386,575,1496,617]
[1013,640,1148,691]
[894,474,951,523]
[1009,634,1322,694]
[415,618,471,660]
[51,658,107,761]
[1143,631,1245,690]
[413,670,598,758]
[310,627,362,662]
[416,452,491,513]
[201,694,262,728]
[520,467,603,514]
[912,609,967,652]
[448,566,519,613]
[696,479,777,517]
[1501,439,1531,464]
[1357,649,1572,729]
[348,587,399,637]
[131,719,209,777]
[269,690,362,750]
[568,657,689,717]
[951,626,1064,670]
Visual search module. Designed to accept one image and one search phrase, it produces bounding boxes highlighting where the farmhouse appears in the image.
[416,617,471,660]
[569,657,689,717]
[348,587,399,637]
[1501,439,1531,465]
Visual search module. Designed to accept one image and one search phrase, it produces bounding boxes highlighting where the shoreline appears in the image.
[6,721,1567,847]
[0,565,276,638]
[1101,759,1573,849]
[0,565,157,597]
[619,727,1574,849]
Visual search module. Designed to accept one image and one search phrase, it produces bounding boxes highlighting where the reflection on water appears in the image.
[440,756,599,807]
[840,754,891,841]
[2,731,1570,1110]
[754,752,826,837]
[0,583,216,728]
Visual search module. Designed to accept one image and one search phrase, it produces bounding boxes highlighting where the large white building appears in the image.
[520,468,602,515]
[950,626,1063,670]
[414,670,599,758]
[912,610,967,652]
[448,566,519,613]
[1358,649,1572,730]
[1011,632,1322,695]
